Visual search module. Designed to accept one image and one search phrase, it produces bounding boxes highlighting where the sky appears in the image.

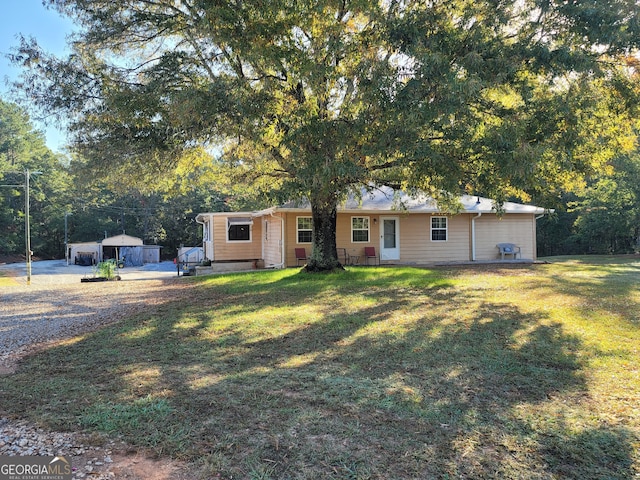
[0,0,77,152]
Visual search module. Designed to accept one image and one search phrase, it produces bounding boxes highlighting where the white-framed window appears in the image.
[431,216,448,241]
[352,216,370,243]
[297,216,313,243]
[227,217,252,242]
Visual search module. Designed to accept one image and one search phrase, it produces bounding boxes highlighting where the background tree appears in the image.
[12,0,640,270]
[536,58,640,257]
[0,97,227,260]
[0,98,71,258]
[538,151,640,256]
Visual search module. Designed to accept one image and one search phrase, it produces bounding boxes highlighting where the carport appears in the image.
[101,234,145,266]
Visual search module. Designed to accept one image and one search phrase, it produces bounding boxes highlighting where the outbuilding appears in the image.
[68,234,162,266]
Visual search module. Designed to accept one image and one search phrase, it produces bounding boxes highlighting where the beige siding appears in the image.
[393,214,471,263]
[337,214,381,263]
[281,211,537,266]
[283,212,382,266]
[212,215,262,261]
[285,212,309,266]
[474,214,536,260]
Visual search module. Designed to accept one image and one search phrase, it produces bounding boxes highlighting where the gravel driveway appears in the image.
[0,260,188,371]
[0,260,200,479]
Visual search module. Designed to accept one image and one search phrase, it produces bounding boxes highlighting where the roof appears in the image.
[279,186,548,215]
[101,234,144,246]
[197,187,549,218]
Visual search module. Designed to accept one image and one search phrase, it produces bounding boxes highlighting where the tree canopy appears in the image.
[0,98,69,257]
[0,97,228,259]
[12,0,640,270]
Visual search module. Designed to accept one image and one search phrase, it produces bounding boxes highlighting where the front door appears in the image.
[380,216,400,261]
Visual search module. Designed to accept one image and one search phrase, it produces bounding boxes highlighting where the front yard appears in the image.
[1,257,638,479]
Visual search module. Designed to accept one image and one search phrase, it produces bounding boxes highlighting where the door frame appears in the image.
[380,216,400,261]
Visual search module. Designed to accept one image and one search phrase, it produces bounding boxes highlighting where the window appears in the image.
[431,216,447,241]
[227,217,252,241]
[297,217,313,243]
[352,217,370,242]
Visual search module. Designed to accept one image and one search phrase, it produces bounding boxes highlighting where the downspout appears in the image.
[471,212,482,261]
[534,214,546,260]
[195,214,211,261]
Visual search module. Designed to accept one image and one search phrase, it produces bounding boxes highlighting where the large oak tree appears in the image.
[13,0,640,270]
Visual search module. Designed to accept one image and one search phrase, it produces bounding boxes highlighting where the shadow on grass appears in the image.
[0,266,637,479]
[539,256,640,310]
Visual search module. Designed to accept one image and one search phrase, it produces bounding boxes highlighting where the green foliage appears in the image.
[0,98,71,257]
[0,97,230,259]
[10,0,640,268]
[539,151,640,255]
[95,259,117,279]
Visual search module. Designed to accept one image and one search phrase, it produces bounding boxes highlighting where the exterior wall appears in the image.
[336,213,381,263]
[474,214,537,260]
[282,211,536,266]
[283,211,382,266]
[262,214,284,267]
[102,234,144,246]
[69,243,101,265]
[200,216,214,261]
[142,246,161,263]
[284,212,472,266]
[397,214,471,263]
[211,214,263,261]
[285,212,306,266]
[201,210,538,267]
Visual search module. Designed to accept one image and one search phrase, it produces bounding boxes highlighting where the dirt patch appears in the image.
[106,453,194,480]
[0,415,200,480]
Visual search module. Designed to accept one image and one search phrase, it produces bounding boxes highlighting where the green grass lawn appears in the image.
[1,257,638,479]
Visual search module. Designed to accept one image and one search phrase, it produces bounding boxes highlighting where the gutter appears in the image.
[471,212,482,261]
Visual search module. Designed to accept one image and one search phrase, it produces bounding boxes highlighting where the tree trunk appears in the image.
[304,195,343,272]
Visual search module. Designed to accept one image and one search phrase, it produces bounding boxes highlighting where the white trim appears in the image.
[380,216,400,260]
[471,212,482,261]
[228,216,254,226]
[351,216,370,243]
[296,216,313,244]
[227,217,252,243]
[430,216,448,242]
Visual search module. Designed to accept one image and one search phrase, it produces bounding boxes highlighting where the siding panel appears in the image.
[213,215,262,261]
[474,215,536,260]
[278,211,536,266]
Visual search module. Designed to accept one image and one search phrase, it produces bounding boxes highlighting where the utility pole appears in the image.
[64,212,73,266]
[25,170,32,284]
[0,169,41,285]
[24,170,42,285]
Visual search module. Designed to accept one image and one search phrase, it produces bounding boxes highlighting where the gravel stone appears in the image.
[0,260,194,479]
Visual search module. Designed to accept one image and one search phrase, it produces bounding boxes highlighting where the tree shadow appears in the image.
[0,267,637,479]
